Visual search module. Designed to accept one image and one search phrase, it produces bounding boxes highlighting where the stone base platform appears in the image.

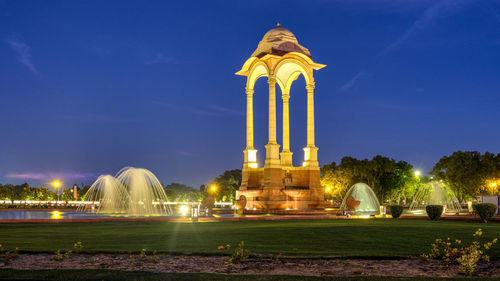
[238,166,325,210]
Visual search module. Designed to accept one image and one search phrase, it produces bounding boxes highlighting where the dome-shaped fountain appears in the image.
[82,175,128,213]
[80,167,172,216]
[340,183,380,215]
[409,181,462,213]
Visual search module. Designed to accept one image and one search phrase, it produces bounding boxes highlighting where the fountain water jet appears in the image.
[80,167,172,216]
[82,175,128,213]
[409,182,462,213]
[340,183,380,215]
[116,167,171,216]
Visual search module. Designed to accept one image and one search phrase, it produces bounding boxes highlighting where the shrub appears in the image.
[129,249,159,263]
[472,203,497,223]
[389,205,404,219]
[53,249,71,260]
[423,229,498,275]
[426,205,443,221]
[0,244,19,263]
[228,241,250,265]
[73,241,83,253]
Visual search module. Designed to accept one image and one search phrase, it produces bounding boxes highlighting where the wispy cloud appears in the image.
[207,105,244,116]
[318,0,435,13]
[6,173,46,180]
[176,150,198,157]
[378,0,471,57]
[63,113,143,123]
[6,172,96,181]
[5,35,40,77]
[481,1,500,23]
[140,52,174,65]
[340,71,365,92]
[153,101,243,116]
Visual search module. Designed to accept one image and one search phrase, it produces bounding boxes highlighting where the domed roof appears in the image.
[251,24,312,58]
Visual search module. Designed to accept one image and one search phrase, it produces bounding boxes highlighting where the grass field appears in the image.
[1,219,499,258]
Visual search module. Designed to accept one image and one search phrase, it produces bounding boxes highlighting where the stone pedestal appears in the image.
[237,166,324,210]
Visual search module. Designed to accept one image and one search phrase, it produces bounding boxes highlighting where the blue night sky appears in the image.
[1,0,500,189]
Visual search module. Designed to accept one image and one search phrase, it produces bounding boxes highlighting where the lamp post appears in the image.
[52,180,61,202]
[209,184,217,203]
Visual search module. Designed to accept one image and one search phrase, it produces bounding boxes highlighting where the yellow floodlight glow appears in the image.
[414,170,421,177]
[50,211,62,219]
[492,183,497,187]
[325,186,331,192]
[210,185,217,192]
[52,180,61,188]
[249,163,258,168]
[248,149,257,162]
[180,205,189,217]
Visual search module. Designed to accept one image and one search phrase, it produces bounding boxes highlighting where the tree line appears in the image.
[0,183,86,202]
[321,151,500,204]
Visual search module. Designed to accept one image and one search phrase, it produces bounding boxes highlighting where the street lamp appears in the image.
[52,180,62,202]
[210,184,217,193]
[414,170,421,177]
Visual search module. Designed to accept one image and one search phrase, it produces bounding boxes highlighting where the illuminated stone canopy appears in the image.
[236,24,326,210]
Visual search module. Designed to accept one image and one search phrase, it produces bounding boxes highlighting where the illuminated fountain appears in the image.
[80,167,172,216]
[409,182,462,214]
[340,183,380,215]
[82,175,128,213]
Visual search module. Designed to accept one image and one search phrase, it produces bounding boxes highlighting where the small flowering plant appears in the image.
[73,241,84,253]
[422,229,497,275]
[217,242,250,264]
[217,243,231,251]
[0,243,19,262]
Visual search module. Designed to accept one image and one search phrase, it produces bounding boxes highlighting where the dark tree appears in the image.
[431,151,499,202]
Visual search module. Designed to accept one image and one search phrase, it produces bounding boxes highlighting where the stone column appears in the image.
[246,88,254,149]
[306,83,315,147]
[268,77,277,144]
[243,88,258,169]
[280,89,292,166]
[303,83,318,168]
[265,76,280,168]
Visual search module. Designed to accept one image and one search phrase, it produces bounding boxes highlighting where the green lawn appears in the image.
[0,219,499,258]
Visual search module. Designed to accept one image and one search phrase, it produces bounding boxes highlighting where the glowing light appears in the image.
[358,215,371,219]
[249,163,258,168]
[52,180,61,188]
[50,211,62,219]
[325,186,331,192]
[414,170,421,177]
[210,185,217,192]
[248,149,257,162]
[492,183,497,187]
[180,205,189,217]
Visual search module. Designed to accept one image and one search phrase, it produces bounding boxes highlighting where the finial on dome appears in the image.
[277,22,281,27]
